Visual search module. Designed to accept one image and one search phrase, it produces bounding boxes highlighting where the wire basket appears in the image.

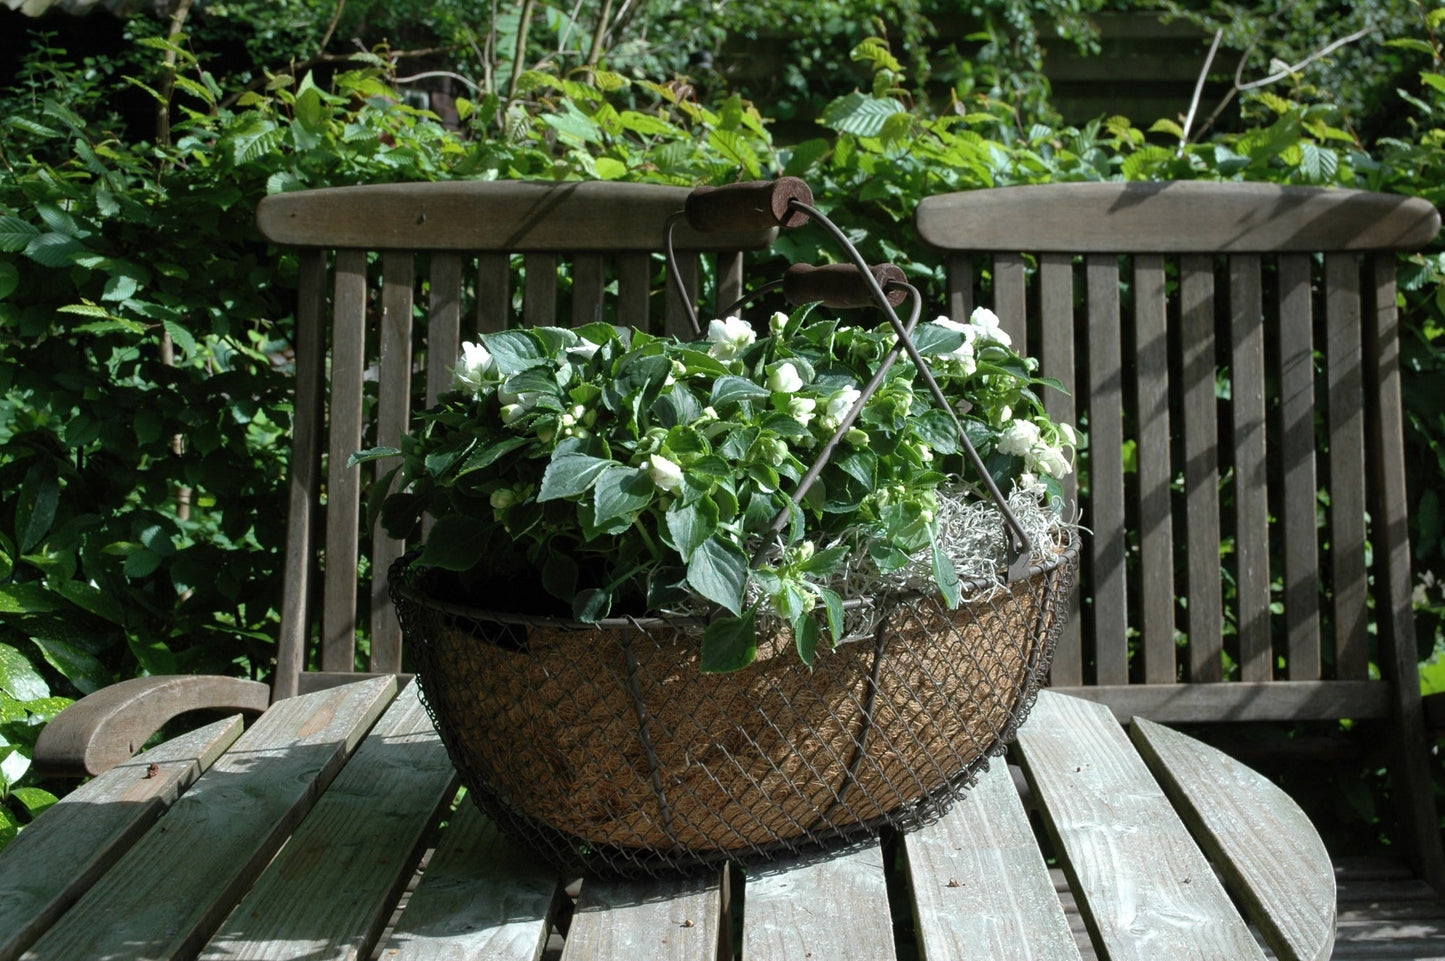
[391,534,1077,878]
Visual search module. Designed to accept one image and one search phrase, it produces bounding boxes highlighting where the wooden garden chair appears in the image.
[916,179,1445,948]
[32,179,777,775]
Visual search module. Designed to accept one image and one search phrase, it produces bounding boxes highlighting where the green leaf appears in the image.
[347,446,403,468]
[573,588,611,621]
[618,110,677,137]
[11,786,58,819]
[793,614,819,668]
[710,375,770,409]
[15,461,58,553]
[24,233,85,268]
[595,157,628,180]
[482,329,548,373]
[700,608,758,673]
[162,319,198,357]
[821,92,906,138]
[0,584,65,615]
[416,516,492,571]
[0,262,17,301]
[27,633,109,694]
[0,644,49,702]
[665,498,719,562]
[538,454,617,502]
[686,536,749,615]
[1,746,31,792]
[592,465,653,529]
[0,218,39,253]
[932,542,962,608]
[818,587,844,642]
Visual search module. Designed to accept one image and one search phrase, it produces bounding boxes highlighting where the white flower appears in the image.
[1058,423,1078,448]
[969,306,1012,347]
[1016,472,1047,496]
[769,311,790,336]
[453,341,497,396]
[997,420,1041,457]
[706,316,756,360]
[646,454,684,491]
[822,386,862,430]
[1030,443,1073,478]
[787,396,816,427]
[768,362,804,394]
[490,489,518,509]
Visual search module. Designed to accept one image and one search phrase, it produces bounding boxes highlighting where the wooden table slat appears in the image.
[200,683,459,961]
[1131,717,1336,961]
[1016,691,1267,961]
[904,760,1081,961]
[743,842,897,961]
[379,802,561,961]
[0,715,244,961]
[19,677,397,961]
[563,870,723,961]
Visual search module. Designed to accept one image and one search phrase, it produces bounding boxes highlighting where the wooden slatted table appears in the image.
[0,681,1335,961]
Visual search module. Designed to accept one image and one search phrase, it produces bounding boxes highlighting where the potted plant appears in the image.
[360,185,1080,877]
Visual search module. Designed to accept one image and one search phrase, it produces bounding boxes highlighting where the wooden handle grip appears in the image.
[685,177,814,232]
[782,262,907,309]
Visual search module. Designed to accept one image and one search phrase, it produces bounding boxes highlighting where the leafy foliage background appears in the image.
[2,0,1445,850]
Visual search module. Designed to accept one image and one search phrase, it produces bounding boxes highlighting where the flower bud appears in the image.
[646,454,684,491]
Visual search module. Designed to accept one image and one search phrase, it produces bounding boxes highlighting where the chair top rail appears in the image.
[916,182,1440,254]
[256,180,778,252]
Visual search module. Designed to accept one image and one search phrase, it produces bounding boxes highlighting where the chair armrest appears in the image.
[32,676,272,778]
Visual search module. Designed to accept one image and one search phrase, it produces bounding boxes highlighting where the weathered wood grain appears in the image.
[199,683,456,961]
[0,716,243,961]
[20,677,397,961]
[1229,255,1272,682]
[275,246,328,699]
[916,182,1440,253]
[1037,253,1080,685]
[994,253,1027,347]
[256,181,777,252]
[370,250,414,675]
[1131,716,1335,961]
[1085,255,1127,685]
[1132,253,1175,686]
[903,761,1080,960]
[1179,254,1223,683]
[322,248,368,674]
[743,843,896,961]
[1046,679,1390,722]
[378,803,560,961]
[1276,252,1321,680]
[1016,691,1267,961]
[31,674,268,778]
[1325,253,1370,681]
[563,871,723,961]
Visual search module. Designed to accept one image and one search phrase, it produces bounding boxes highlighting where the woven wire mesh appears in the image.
[390,535,1078,878]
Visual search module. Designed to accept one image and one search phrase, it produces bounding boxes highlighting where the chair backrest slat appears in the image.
[994,254,1028,346]
[277,249,329,696]
[947,253,974,320]
[1276,252,1322,680]
[1134,253,1176,685]
[1229,255,1272,683]
[523,253,558,327]
[572,254,606,327]
[322,249,369,675]
[477,254,510,334]
[1085,254,1129,685]
[370,252,415,675]
[1037,253,1080,682]
[258,181,776,698]
[1179,253,1225,682]
[1325,253,1372,680]
[427,254,463,407]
